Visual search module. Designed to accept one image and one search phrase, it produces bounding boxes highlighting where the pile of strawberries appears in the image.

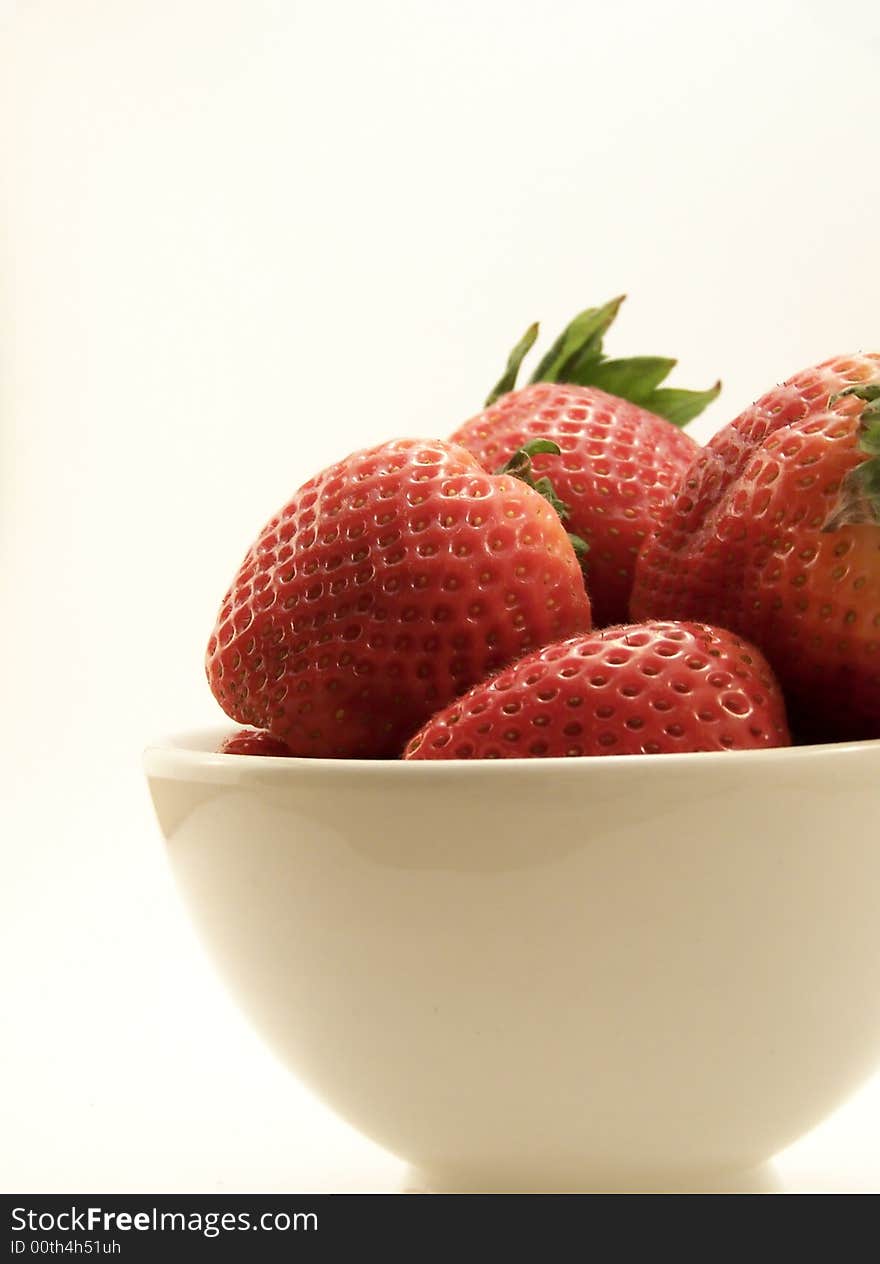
[207,298,880,760]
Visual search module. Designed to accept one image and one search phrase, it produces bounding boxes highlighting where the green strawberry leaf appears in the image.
[497,438,589,556]
[640,381,723,426]
[528,296,625,385]
[486,295,721,425]
[485,322,540,407]
[566,533,589,560]
[861,411,880,458]
[836,383,880,408]
[500,437,563,475]
[531,475,569,520]
[823,384,880,529]
[574,355,677,403]
[851,391,880,521]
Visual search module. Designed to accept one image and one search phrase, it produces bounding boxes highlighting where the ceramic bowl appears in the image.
[145,728,880,1192]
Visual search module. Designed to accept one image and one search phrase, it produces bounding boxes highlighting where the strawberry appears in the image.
[631,354,880,741]
[218,729,293,756]
[207,438,591,758]
[449,297,719,626]
[404,620,790,759]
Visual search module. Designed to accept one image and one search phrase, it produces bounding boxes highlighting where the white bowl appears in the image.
[145,728,880,1192]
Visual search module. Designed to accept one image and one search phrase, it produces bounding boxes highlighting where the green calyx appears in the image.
[497,439,588,560]
[484,295,721,425]
[824,384,880,530]
[485,322,539,407]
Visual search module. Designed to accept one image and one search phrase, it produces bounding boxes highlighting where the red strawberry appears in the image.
[450,297,719,626]
[631,354,880,741]
[404,621,790,759]
[218,729,292,756]
[207,438,591,758]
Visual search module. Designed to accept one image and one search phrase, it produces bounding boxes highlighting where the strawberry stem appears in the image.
[486,295,721,426]
[497,439,589,558]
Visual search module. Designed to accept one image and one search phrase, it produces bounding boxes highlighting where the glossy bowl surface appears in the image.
[145,729,880,1191]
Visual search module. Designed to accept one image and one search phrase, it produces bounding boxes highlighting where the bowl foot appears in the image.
[401,1161,781,1194]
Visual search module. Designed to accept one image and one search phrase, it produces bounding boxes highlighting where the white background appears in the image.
[2,0,880,1192]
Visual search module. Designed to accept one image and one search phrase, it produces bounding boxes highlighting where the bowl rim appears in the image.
[143,724,880,782]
